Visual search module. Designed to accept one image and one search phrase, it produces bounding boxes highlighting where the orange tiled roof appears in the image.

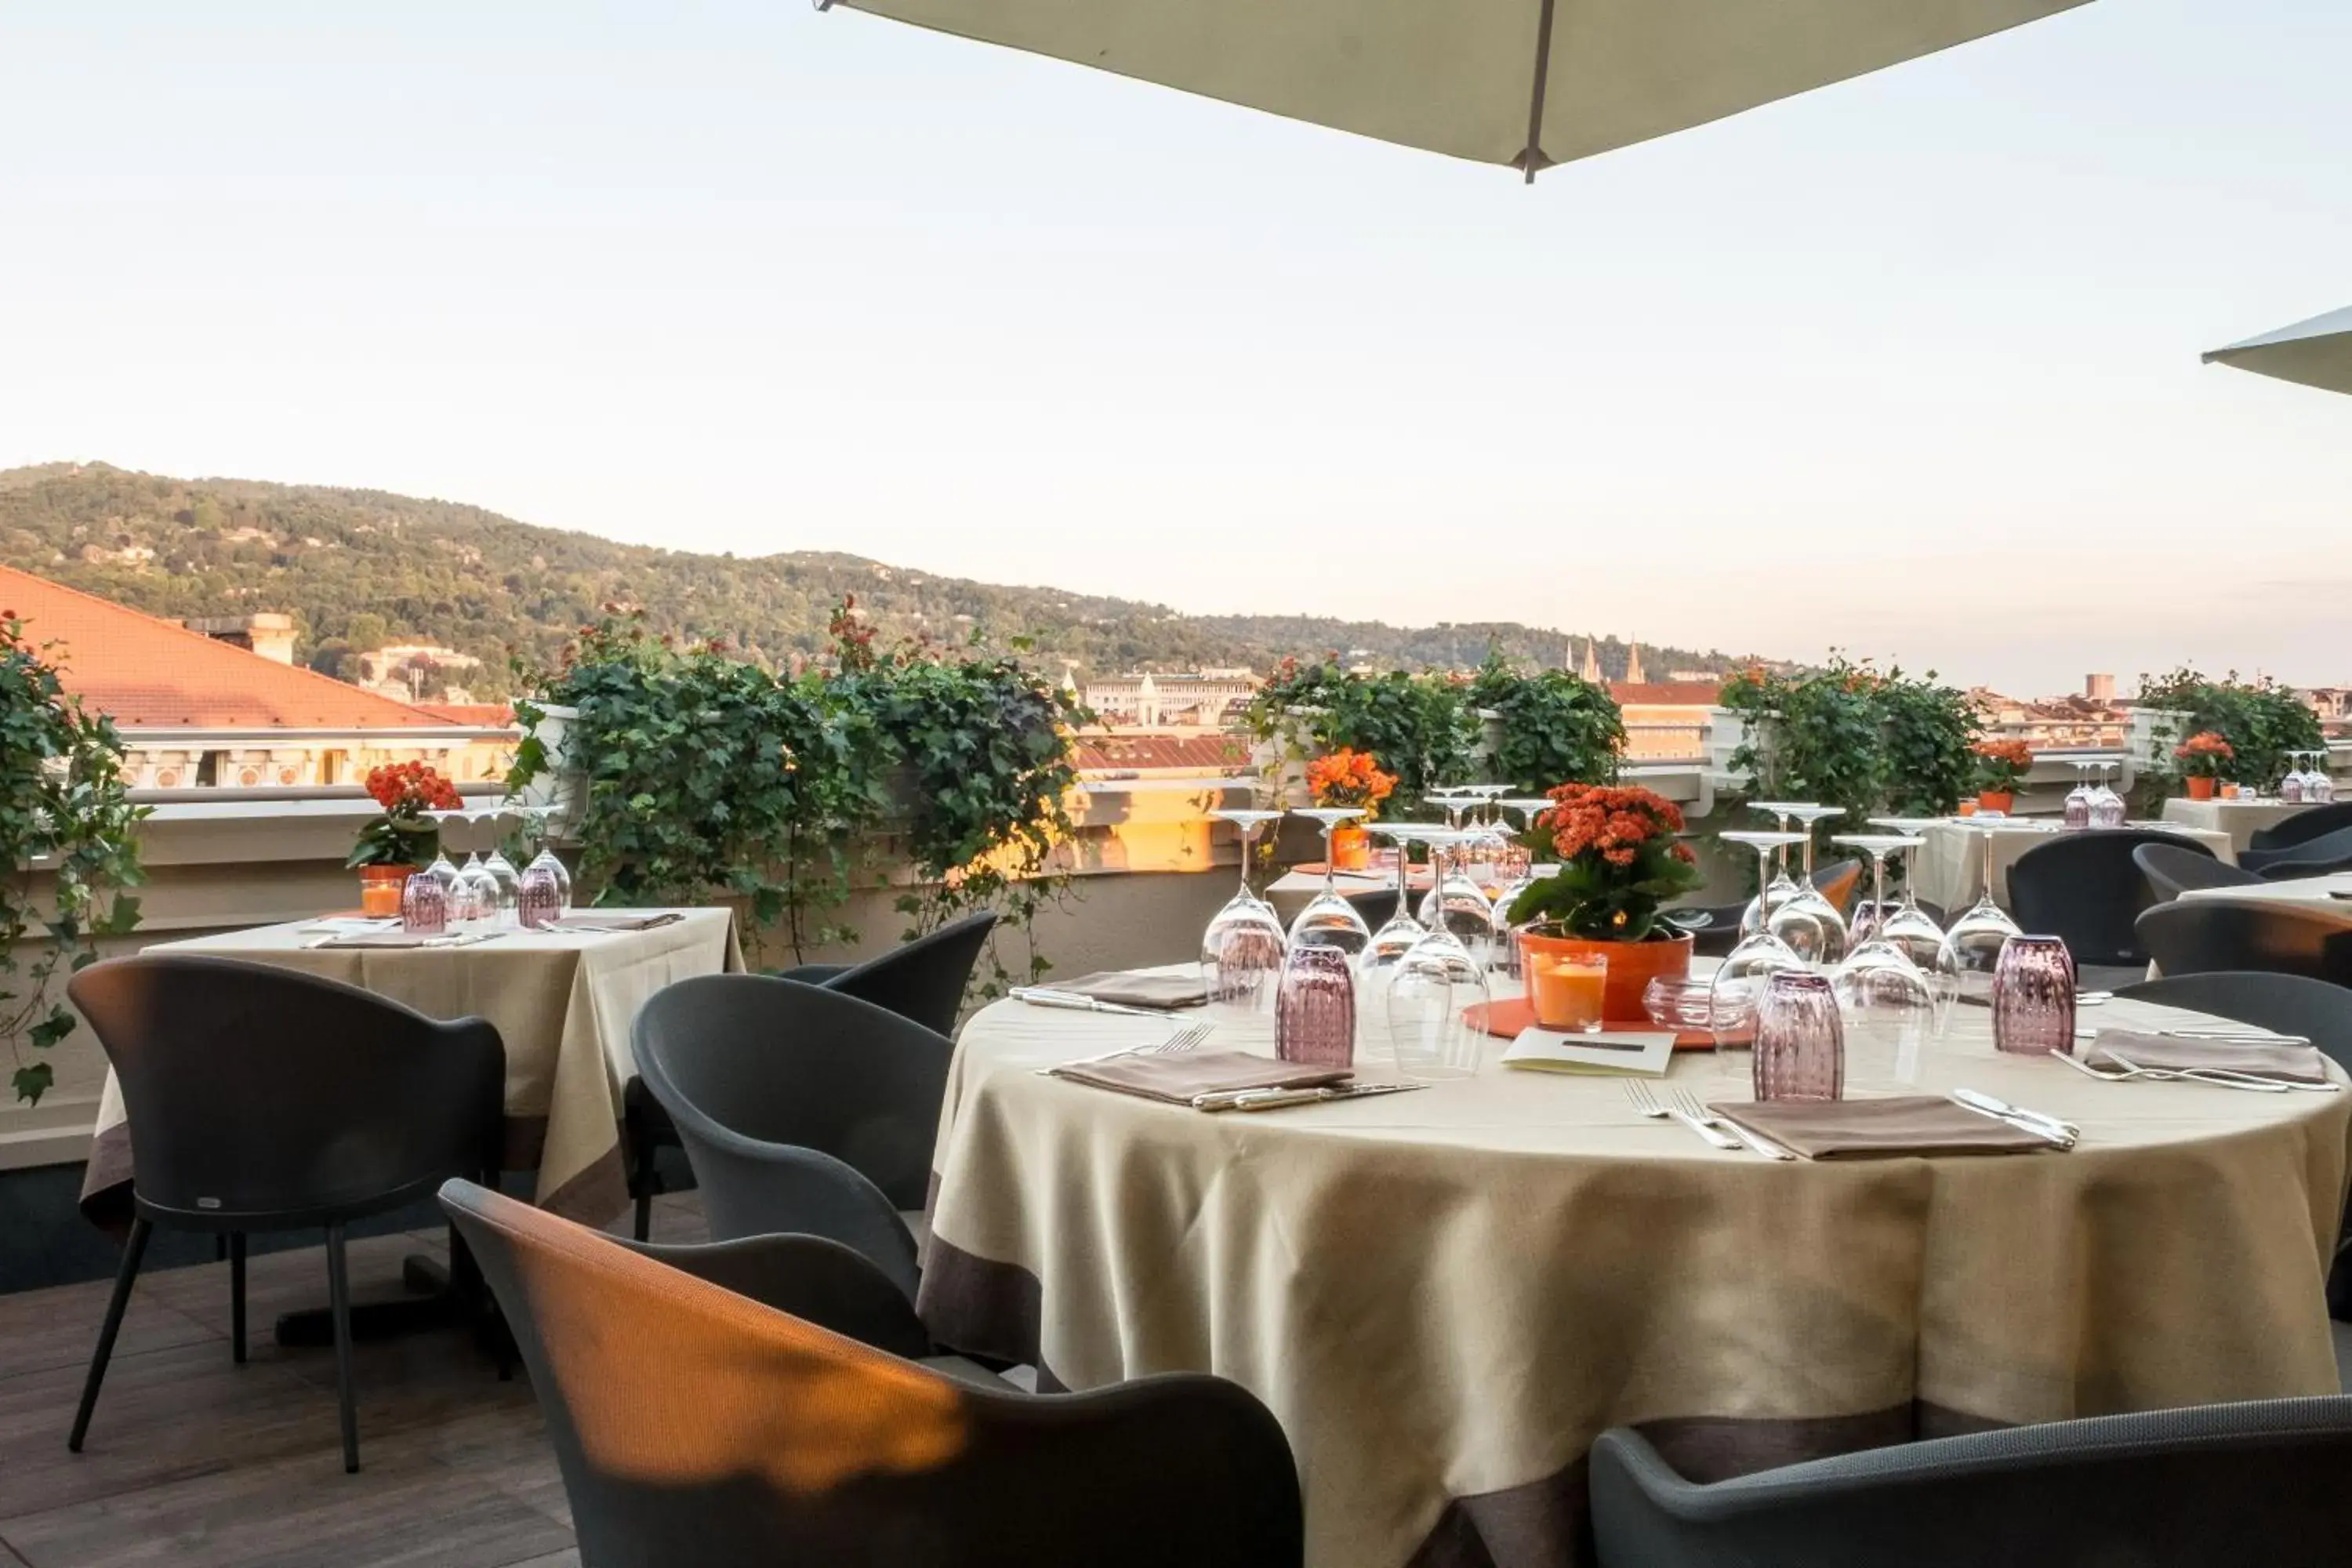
[417,702,517,728]
[1074,733,1253,773]
[1,565,448,731]
[1610,681,1723,706]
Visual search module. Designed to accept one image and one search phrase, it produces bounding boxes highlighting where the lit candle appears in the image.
[1531,955,1608,1034]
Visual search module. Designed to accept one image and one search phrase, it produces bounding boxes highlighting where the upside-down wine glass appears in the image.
[1769,804,1849,964]
[1416,823,1494,947]
[2089,761,2125,829]
[1203,808,1290,1010]
[1359,822,1436,979]
[1486,797,1558,977]
[1876,836,1951,974]
[1286,806,1372,954]
[1937,818,2024,1000]
[520,806,574,914]
[1741,801,1815,935]
[2063,760,2094,831]
[1828,834,1936,1087]
[1714,830,1813,996]
[2313,752,2337,804]
[423,808,466,896]
[1385,911,1491,1082]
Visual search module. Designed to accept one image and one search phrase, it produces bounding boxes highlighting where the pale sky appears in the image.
[2,0,2346,695]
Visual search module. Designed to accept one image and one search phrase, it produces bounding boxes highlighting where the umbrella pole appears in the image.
[1517,0,1558,184]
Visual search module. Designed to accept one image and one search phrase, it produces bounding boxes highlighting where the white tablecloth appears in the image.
[920,965,2349,1568]
[2162,797,2320,855]
[1911,819,2236,914]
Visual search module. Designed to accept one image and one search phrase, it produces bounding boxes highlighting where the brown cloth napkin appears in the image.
[313,931,505,950]
[1052,1049,1351,1105]
[1054,970,1211,1010]
[543,911,685,933]
[2084,1029,2329,1083]
[1708,1096,2056,1159]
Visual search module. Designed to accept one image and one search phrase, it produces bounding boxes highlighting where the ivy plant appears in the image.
[1468,652,1625,792]
[2132,667,2325,809]
[1243,657,1479,815]
[3,613,146,1104]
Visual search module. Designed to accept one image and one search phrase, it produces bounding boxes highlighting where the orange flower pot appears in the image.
[358,864,414,917]
[2185,775,2216,801]
[1976,790,2014,815]
[1330,825,1372,871]
[1516,927,1693,1026]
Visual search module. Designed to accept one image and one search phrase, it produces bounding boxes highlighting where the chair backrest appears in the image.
[2134,840,2263,902]
[2248,800,2352,855]
[69,955,504,1225]
[2007,831,2210,967]
[440,1180,1303,1568]
[2114,971,2352,1079]
[2136,899,2352,988]
[2248,823,2352,877]
[633,975,949,1210]
[1591,1398,2352,1568]
[822,912,999,1039]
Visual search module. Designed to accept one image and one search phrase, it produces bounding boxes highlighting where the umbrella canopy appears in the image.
[819,0,2092,179]
[2202,305,2352,398]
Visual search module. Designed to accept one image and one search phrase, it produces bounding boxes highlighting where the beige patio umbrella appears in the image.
[817,0,2092,179]
[2202,305,2352,397]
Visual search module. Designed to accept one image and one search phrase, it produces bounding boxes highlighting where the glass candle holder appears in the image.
[1992,935,2075,1055]
[401,871,448,936]
[1276,943,1356,1069]
[1753,971,1844,1102]
[1530,953,1608,1033]
[517,864,562,929]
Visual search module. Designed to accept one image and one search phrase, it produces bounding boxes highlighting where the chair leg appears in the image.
[69,1216,153,1453]
[229,1232,248,1364]
[633,1189,653,1243]
[324,1221,359,1473]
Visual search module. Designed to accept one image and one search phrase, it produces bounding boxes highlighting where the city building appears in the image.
[1082,668,1258,728]
[1,565,517,787]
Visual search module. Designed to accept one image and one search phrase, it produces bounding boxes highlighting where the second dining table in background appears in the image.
[2161,795,2321,855]
[1909,817,2235,914]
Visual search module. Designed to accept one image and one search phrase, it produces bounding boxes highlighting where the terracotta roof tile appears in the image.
[417,702,517,728]
[2,565,447,731]
[1610,681,1723,706]
[1074,733,1253,773]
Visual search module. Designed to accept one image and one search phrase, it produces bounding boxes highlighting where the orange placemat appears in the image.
[1463,996,1742,1051]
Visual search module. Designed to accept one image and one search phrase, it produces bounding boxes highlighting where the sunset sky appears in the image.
[2,0,2346,694]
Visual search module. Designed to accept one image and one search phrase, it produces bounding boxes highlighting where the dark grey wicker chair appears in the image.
[67,956,504,1472]
[2250,824,2352,880]
[442,1180,1304,1568]
[631,975,950,1297]
[2248,801,2352,858]
[629,912,994,1239]
[2135,840,2264,901]
[2136,899,2352,988]
[2009,830,2213,989]
[1591,1397,2352,1567]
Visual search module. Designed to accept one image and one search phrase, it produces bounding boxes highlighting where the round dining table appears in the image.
[919,965,2351,1568]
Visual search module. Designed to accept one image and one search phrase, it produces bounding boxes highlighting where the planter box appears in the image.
[514,703,585,835]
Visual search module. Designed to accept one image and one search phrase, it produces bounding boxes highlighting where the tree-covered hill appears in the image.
[0,463,1743,695]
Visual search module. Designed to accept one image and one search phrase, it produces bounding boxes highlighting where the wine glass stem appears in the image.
[1802,832,1818,878]
[1394,837,1413,909]
[1320,824,1337,898]
[1237,826,1256,901]
[1871,849,1888,918]
[1980,827,1998,903]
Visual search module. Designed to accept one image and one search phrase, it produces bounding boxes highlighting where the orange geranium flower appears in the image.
[1305,748,1398,818]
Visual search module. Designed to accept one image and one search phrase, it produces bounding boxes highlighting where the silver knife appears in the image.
[1195,1082,1430,1112]
[1011,987,1172,1019]
[1951,1088,2078,1148]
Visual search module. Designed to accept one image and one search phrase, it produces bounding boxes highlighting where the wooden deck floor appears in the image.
[0,1194,711,1568]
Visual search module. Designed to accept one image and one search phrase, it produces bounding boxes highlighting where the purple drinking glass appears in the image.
[517,864,562,929]
[1991,935,2075,1055]
[1276,942,1356,1069]
[401,870,447,936]
[1753,971,1844,1102]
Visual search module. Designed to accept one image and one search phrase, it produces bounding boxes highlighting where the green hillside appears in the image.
[0,463,1742,696]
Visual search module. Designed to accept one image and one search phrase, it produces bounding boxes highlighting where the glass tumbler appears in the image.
[1991,935,2076,1055]
[401,871,447,936]
[1276,943,1357,1069]
[1753,971,1845,1102]
[517,864,563,929]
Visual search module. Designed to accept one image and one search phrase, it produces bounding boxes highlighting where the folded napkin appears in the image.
[543,911,685,933]
[2083,1029,2329,1083]
[1708,1096,2055,1159]
[1054,970,1210,1010]
[312,930,503,950]
[1051,1049,1350,1105]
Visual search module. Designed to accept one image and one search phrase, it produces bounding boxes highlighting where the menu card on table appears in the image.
[1501,1027,1678,1077]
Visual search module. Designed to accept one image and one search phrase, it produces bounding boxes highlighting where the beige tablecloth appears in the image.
[2180,872,2352,914]
[2162,797,2319,854]
[80,909,741,1228]
[1911,819,2235,913]
[922,970,2349,1568]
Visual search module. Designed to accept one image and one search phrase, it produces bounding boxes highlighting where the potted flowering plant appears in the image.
[1505,782,1704,1021]
[1305,747,1396,869]
[347,761,461,913]
[1971,739,2033,814]
[2174,731,2235,800]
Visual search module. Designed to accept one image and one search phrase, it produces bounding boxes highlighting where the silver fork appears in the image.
[1037,1020,1213,1076]
[2053,1048,2303,1094]
[1625,1079,1739,1150]
[1674,1089,1797,1160]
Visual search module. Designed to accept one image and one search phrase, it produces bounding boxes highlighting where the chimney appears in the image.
[2085,673,2115,702]
[183,612,298,665]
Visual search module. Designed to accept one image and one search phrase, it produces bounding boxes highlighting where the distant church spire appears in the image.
[1580,638,1603,684]
[1624,641,1645,685]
